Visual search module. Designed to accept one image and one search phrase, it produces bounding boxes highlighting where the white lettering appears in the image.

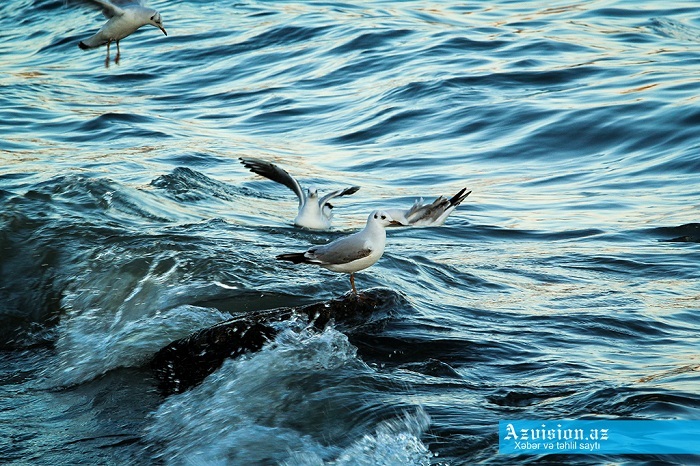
[514,441,540,450]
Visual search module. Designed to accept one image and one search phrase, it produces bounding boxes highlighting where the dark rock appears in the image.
[151,288,401,395]
[658,223,700,243]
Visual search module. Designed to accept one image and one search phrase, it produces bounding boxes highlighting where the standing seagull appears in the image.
[240,157,360,231]
[276,211,401,293]
[78,0,167,66]
[386,188,471,227]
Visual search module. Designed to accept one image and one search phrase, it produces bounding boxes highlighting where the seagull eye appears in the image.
[381,215,386,220]
[373,214,378,219]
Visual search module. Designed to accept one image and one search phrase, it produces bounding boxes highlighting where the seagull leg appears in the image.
[115,40,120,64]
[350,273,357,294]
[105,40,111,68]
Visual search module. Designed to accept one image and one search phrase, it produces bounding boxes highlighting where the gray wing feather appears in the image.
[85,0,125,18]
[405,188,471,224]
[404,197,449,223]
[319,186,360,209]
[240,157,305,207]
[110,0,146,6]
[308,235,372,264]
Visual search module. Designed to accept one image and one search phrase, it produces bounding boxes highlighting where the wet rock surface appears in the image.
[151,288,402,394]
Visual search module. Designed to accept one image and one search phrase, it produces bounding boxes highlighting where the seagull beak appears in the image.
[389,220,403,226]
[160,26,167,36]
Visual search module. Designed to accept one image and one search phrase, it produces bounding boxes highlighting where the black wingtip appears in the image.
[449,188,471,207]
[78,41,90,50]
[341,186,360,196]
[239,157,272,172]
[239,156,259,167]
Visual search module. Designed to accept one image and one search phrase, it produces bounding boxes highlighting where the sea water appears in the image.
[1,1,699,464]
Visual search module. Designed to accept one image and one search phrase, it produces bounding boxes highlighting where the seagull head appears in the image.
[369,210,402,228]
[149,11,167,36]
[306,187,319,199]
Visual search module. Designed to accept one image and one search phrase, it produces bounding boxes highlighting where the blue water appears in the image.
[1,0,699,464]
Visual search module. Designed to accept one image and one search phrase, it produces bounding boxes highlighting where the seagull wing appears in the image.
[86,0,126,18]
[403,197,445,224]
[240,157,305,207]
[404,188,471,225]
[447,187,471,207]
[431,188,471,224]
[110,0,145,6]
[319,186,360,209]
[308,235,372,265]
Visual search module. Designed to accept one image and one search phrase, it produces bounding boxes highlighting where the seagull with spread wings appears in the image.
[240,157,360,231]
[77,0,167,66]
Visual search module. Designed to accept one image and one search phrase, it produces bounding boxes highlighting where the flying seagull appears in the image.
[386,188,471,227]
[77,0,167,66]
[240,157,360,231]
[276,210,401,294]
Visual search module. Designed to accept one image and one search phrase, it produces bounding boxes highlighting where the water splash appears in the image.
[46,304,230,387]
[146,322,432,465]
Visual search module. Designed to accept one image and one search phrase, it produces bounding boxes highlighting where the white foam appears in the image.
[284,409,433,466]
[145,322,432,465]
[42,247,233,387]
[46,304,230,387]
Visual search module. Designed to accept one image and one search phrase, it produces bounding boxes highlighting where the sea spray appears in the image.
[145,321,432,465]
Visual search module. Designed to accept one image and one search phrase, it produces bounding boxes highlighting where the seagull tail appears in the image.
[276,253,308,264]
[78,39,103,50]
